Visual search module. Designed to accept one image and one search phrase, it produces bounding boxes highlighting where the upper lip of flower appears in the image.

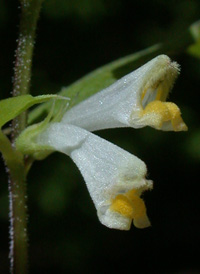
[138,56,180,108]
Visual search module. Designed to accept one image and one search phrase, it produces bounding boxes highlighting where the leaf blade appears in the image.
[0,94,60,128]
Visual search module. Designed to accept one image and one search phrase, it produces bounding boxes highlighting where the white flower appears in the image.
[36,123,153,230]
[62,55,187,132]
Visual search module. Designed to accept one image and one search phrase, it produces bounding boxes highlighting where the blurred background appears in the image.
[0,0,200,273]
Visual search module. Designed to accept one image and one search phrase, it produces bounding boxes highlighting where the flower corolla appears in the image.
[36,123,152,230]
[62,55,187,132]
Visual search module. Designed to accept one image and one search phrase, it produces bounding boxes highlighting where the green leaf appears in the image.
[0,94,62,128]
[187,20,200,59]
[187,41,200,58]
[28,20,200,124]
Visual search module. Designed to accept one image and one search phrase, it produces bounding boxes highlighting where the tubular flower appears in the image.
[62,55,187,132]
[17,55,188,230]
[35,123,152,230]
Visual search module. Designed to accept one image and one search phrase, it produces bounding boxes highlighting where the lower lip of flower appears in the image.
[110,188,151,228]
[140,100,188,131]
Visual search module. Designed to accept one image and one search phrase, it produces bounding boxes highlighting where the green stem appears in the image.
[9,1,44,273]
[12,0,44,135]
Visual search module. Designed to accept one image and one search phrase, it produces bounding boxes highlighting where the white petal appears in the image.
[62,55,187,132]
[36,123,152,230]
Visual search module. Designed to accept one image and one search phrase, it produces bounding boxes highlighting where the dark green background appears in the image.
[0,0,200,273]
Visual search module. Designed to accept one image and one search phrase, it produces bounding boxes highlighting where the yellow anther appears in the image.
[110,189,150,228]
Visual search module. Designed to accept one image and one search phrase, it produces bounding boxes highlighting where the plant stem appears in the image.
[9,1,44,273]
[12,0,44,136]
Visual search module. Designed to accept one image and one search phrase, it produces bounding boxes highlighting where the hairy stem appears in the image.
[9,1,44,273]
[12,0,44,136]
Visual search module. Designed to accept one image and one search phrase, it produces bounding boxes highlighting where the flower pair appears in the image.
[17,55,187,230]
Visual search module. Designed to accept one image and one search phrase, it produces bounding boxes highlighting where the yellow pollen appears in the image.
[110,189,150,228]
